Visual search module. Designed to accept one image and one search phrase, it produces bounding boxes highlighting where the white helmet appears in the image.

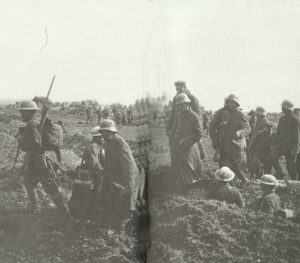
[214,166,235,181]
[260,174,277,186]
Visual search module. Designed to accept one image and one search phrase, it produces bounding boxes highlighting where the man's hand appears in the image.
[234,131,241,139]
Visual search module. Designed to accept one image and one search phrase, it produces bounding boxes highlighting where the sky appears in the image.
[0,0,299,111]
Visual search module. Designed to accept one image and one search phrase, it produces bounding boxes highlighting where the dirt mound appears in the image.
[0,132,22,177]
[64,132,90,156]
[148,191,300,263]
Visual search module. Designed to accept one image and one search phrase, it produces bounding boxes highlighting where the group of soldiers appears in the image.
[166,80,299,216]
[15,80,299,224]
[16,100,144,224]
[85,105,134,126]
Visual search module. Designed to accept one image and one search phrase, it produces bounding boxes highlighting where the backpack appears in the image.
[42,118,64,150]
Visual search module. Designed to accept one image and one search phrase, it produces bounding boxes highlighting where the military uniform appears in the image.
[103,133,139,213]
[18,117,69,213]
[249,130,276,175]
[207,183,244,208]
[212,107,250,183]
[81,142,104,187]
[254,192,281,215]
[270,112,300,180]
[172,109,203,188]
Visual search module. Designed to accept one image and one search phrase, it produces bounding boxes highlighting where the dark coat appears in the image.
[223,108,251,155]
[172,109,203,184]
[207,183,244,208]
[104,134,139,210]
[166,90,202,138]
[272,112,300,155]
[254,192,281,215]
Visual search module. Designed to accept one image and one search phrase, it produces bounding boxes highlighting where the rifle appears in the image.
[40,75,56,131]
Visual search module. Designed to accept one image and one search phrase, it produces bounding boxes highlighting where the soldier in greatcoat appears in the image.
[171,93,203,193]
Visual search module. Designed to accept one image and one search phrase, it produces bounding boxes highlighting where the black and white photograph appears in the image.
[0,0,300,262]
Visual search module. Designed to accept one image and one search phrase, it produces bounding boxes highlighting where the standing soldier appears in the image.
[96,106,102,125]
[248,122,275,177]
[86,107,92,124]
[210,95,251,185]
[248,106,268,177]
[248,110,256,140]
[270,100,300,180]
[172,94,203,193]
[250,107,268,142]
[166,80,205,162]
[17,101,73,219]
[99,119,140,223]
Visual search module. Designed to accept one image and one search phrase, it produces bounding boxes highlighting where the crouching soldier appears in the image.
[70,127,105,219]
[99,119,140,224]
[17,100,73,219]
[206,167,245,208]
[253,174,281,215]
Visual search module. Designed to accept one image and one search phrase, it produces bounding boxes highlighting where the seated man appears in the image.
[206,167,244,208]
[253,174,281,215]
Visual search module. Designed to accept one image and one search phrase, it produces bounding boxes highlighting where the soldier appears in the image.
[248,109,256,139]
[270,100,300,180]
[206,167,244,208]
[99,119,140,223]
[248,122,275,177]
[253,174,281,215]
[70,127,105,219]
[96,106,102,124]
[166,80,205,162]
[210,95,251,185]
[250,107,268,142]
[171,94,203,193]
[248,107,269,177]
[209,97,230,162]
[86,107,92,124]
[17,101,73,219]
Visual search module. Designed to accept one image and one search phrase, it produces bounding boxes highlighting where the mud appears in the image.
[0,113,299,262]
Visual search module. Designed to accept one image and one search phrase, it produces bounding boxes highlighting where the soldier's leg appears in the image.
[37,156,70,215]
[231,152,249,183]
[23,169,40,212]
[270,149,283,178]
[285,154,298,180]
[261,155,272,174]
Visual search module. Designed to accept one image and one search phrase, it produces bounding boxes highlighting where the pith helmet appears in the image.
[19,100,39,111]
[281,100,294,111]
[176,93,191,105]
[174,80,186,87]
[91,126,102,137]
[226,94,240,106]
[99,119,117,133]
[214,166,235,181]
[260,174,277,186]
[255,106,266,116]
